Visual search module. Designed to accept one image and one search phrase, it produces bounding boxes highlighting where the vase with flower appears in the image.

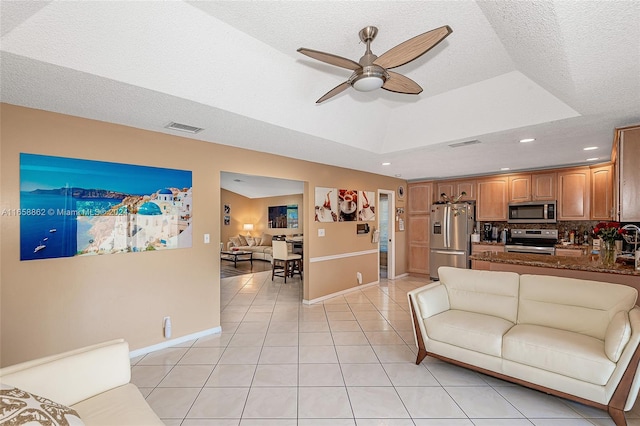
[592,222,626,267]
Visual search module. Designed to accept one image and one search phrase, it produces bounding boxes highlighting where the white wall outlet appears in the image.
[204,233,210,244]
[356,272,363,284]
[318,228,325,237]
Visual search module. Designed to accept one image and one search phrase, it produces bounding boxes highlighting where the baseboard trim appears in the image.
[392,273,409,279]
[303,280,379,305]
[129,326,222,358]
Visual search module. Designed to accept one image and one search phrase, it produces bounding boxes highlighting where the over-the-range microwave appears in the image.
[508,201,557,224]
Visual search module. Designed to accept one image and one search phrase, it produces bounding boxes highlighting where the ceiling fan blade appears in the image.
[297,48,361,71]
[316,81,351,103]
[374,25,452,70]
[382,71,423,94]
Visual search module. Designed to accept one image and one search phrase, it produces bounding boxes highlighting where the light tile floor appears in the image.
[131,270,640,426]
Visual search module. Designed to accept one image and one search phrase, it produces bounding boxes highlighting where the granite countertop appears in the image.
[555,243,590,250]
[470,251,640,276]
[472,241,505,246]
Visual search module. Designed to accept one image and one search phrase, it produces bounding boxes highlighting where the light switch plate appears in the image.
[318,229,325,237]
[204,234,210,244]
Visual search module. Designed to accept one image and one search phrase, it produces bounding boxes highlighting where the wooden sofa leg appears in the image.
[608,406,627,426]
[416,348,428,365]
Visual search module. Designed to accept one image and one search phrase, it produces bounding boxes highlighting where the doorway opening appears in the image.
[378,190,395,279]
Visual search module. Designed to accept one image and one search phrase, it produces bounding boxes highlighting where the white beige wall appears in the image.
[0,104,406,366]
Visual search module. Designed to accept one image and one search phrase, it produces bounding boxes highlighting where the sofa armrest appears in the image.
[408,282,451,320]
[0,339,131,407]
[621,307,640,410]
[605,311,632,362]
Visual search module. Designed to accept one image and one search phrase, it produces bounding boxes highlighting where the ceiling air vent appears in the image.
[448,139,481,148]
[165,122,204,134]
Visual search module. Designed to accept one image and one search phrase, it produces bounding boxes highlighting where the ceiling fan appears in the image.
[297,25,452,103]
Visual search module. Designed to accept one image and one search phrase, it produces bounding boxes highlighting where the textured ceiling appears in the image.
[1,1,639,182]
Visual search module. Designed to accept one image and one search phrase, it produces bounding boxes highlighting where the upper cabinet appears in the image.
[617,126,640,221]
[477,176,508,221]
[508,172,556,203]
[532,172,557,200]
[508,174,531,203]
[408,182,432,214]
[436,179,475,203]
[590,163,614,221]
[557,167,590,220]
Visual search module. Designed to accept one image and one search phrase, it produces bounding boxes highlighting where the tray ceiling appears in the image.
[1,1,638,180]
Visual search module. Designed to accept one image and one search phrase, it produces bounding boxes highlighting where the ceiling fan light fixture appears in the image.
[350,66,388,92]
[353,76,384,92]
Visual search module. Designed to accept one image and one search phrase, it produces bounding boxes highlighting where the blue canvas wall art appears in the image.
[19,153,193,261]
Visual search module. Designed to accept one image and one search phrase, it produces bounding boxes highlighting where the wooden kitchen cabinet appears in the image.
[557,167,590,220]
[477,176,508,221]
[617,126,640,221]
[408,182,432,214]
[472,244,505,254]
[407,182,432,275]
[532,172,556,200]
[407,214,430,275]
[508,174,531,202]
[590,163,614,220]
[436,179,475,202]
[508,172,556,202]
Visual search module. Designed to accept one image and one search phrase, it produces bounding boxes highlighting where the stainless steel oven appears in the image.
[504,229,558,255]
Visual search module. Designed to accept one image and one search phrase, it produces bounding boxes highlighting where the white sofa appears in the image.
[0,339,163,426]
[408,267,640,426]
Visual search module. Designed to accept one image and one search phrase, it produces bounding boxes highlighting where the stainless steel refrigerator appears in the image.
[429,201,475,280]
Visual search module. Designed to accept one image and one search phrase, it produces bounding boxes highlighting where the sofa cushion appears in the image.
[503,324,615,386]
[438,267,520,323]
[237,235,248,246]
[246,236,256,247]
[254,236,262,246]
[425,310,514,357]
[605,311,632,362]
[229,236,241,247]
[72,383,163,426]
[0,383,85,425]
[518,275,638,340]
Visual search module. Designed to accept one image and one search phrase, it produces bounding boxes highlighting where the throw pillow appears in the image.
[254,237,262,246]
[0,383,85,426]
[261,233,273,246]
[237,235,248,246]
[229,236,241,247]
[246,236,256,247]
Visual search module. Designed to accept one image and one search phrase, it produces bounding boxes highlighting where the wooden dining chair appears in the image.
[272,240,302,282]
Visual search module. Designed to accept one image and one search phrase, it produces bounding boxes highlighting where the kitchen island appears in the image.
[470,251,640,291]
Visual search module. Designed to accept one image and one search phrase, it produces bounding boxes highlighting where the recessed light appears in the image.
[584,146,598,151]
[519,138,535,143]
[587,157,599,161]
[382,162,391,166]
[500,167,510,171]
